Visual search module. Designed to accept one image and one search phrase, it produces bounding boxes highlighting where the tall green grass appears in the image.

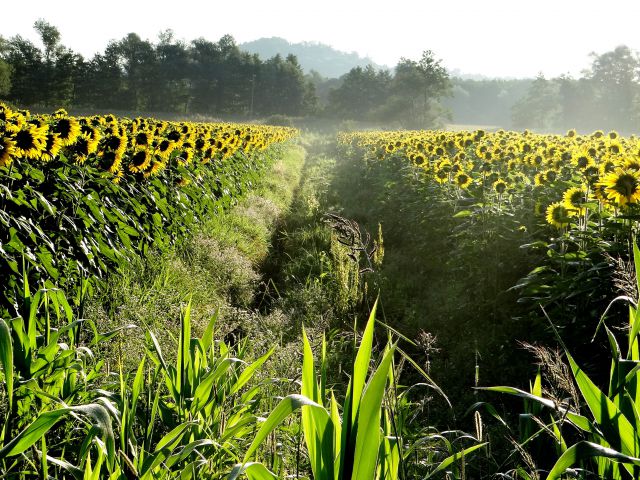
[483,242,640,479]
[232,300,486,480]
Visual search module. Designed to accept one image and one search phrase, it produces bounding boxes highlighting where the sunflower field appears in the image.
[336,128,640,412]
[337,128,640,311]
[0,103,297,315]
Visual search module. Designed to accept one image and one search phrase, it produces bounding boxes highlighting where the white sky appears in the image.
[3,0,640,78]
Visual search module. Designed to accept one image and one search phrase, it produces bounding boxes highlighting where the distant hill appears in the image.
[240,37,387,79]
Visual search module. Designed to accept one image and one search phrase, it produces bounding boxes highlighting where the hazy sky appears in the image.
[4,0,640,78]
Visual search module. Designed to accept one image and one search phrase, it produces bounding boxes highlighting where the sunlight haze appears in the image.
[4,0,640,78]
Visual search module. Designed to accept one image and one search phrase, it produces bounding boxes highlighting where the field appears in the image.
[2,103,640,479]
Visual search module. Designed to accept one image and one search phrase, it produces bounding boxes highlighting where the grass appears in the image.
[85,143,307,366]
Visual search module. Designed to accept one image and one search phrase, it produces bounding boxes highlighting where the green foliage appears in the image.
[1,23,315,116]
[0,122,290,319]
[326,51,451,128]
[235,302,484,480]
[0,282,279,478]
[512,46,640,132]
[483,243,640,478]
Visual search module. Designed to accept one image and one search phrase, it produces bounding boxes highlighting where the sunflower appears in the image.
[0,136,16,167]
[98,149,123,174]
[493,178,508,195]
[599,168,640,206]
[546,202,574,228]
[128,148,152,173]
[0,104,14,123]
[543,169,558,183]
[40,133,63,162]
[133,131,151,149]
[70,136,92,163]
[155,139,175,160]
[80,125,101,150]
[434,168,449,184]
[166,130,183,146]
[572,152,595,170]
[9,124,47,159]
[413,154,426,166]
[562,186,589,213]
[608,140,623,155]
[144,158,167,177]
[176,145,195,166]
[624,157,640,172]
[101,133,127,158]
[52,116,81,146]
[454,171,472,189]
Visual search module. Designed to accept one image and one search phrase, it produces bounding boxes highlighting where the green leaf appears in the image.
[546,441,640,480]
[229,346,274,395]
[453,210,473,218]
[0,408,72,459]
[0,318,13,411]
[567,352,640,457]
[301,327,334,479]
[243,394,325,463]
[426,442,487,478]
[228,462,277,480]
[352,345,395,480]
[478,386,559,410]
[352,299,377,424]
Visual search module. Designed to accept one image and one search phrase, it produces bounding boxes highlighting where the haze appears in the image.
[4,0,640,78]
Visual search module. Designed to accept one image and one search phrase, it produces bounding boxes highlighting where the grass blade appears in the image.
[0,318,13,412]
[351,345,395,480]
[242,394,326,463]
[546,441,640,480]
[228,462,278,480]
[229,346,275,395]
[566,352,640,457]
[426,442,487,478]
[0,408,72,459]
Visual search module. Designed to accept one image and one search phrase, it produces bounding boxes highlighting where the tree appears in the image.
[2,35,43,105]
[0,37,11,97]
[112,33,158,110]
[511,74,561,130]
[327,65,391,120]
[33,18,61,63]
[154,30,191,112]
[388,50,451,128]
[585,45,640,131]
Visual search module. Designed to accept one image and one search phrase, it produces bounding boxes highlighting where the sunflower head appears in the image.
[0,103,14,123]
[0,136,16,167]
[128,148,152,173]
[53,116,81,146]
[40,133,63,162]
[434,168,449,184]
[9,124,47,159]
[562,186,589,213]
[454,171,472,189]
[599,168,640,206]
[546,202,575,228]
[493,178,508,195]
[543,169,558,183]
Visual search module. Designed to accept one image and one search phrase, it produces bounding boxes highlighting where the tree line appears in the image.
[512,46,640,133]
[4,20,639,132]
[0,21,453,128]
[0,20,317,117]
